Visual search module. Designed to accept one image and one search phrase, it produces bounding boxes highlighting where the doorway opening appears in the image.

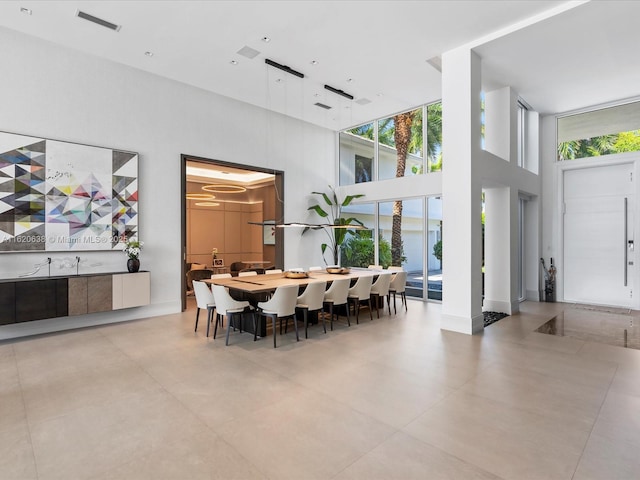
[180,155,284,311]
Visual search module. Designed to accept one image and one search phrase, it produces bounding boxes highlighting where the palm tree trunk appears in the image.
[391,112,413,265]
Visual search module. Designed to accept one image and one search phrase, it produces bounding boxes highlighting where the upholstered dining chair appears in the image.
[257,285,299,348]
[295,281,327,338]
[348,275,374,323]
[367,264,383,270]
[193,281,219,337]
[238,271,258,277]
[211,273,232,279]
[211,285,255,345]
[369,272,393,318]
[323,277,351,330]
[265,269,283,274]
[388,271,408,314]
[387,266,403,272]
[308,266,323,271]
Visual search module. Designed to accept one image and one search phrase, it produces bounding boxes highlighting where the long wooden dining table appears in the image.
[204,268,378,294]
[203,268,383,337]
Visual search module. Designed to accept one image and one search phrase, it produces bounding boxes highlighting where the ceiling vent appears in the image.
[76,10,121,32]
[356,98,372,105]
[314,102,332,110]
[237,46,260,59]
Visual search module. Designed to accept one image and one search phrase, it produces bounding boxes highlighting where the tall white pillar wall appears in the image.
[441,47,484,334]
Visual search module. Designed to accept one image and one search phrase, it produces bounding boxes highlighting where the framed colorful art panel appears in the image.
[0,131,138,252]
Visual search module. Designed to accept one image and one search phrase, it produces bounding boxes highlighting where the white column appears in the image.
[441,47,484,334]
[483,187,520,314]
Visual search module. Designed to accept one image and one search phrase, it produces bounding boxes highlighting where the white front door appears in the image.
[563,163,635,308]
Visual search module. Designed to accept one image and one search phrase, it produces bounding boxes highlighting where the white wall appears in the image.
[0,27,334,338]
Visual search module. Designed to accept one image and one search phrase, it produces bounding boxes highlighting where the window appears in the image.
[557,101,640,160]
[339,102,442,184]
[517,102,526,167]
[339,123,374,186]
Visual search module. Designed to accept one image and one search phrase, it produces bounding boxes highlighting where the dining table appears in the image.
[204,268,383,337]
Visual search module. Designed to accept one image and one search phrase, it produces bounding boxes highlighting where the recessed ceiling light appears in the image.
[230,60,238,65]
[314,93,320,97]
[261,36,271,43]
[20,7,32,15]
[346,78,353,83]
[310,60,318,65]
[275,78,282,83]
[144,51,154,57]
[377,93,384,97]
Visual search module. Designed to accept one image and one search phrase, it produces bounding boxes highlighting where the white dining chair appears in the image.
[211,285,255,344]
[238,271,258,277]
[257,285,299,348]
[369,272,393,318]
[323,278,351,330]
[265,269,283,274]
[308,266,322,271]
[193,281,219,337]
[348,275,373,323]
[295,281,327,338]
[368,264,383,270]
[387,266,403,272]
[389,271,408,313]
[211,273,232,279]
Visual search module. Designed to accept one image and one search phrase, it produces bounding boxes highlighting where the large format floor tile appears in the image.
[1,298,640,479]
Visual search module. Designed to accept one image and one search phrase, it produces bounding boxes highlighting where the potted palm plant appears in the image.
[304,186,364,266]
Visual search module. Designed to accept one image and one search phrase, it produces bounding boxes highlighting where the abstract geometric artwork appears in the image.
[0,131,138,252]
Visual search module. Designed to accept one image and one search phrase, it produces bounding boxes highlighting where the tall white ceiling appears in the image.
[1,1,639,130]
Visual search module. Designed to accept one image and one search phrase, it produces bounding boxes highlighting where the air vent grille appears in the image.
[237,46,260,59]
[76,10,121,32]
[314,102,332,110]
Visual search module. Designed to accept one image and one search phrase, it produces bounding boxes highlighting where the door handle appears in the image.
[624,197,628,286]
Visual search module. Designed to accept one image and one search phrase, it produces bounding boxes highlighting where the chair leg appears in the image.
[271,314,277,348]
[293,314,299,341]
[225,313,232,346]
[392,292,397,314]
[353,299,359,324]
[345,302,350,326]
[368,298,373,321]
[252,312,258,341]
[402,292,407,311]
[206,307,213,337]
[213,313,220,339]
[329,303,334,331]
[321,307,326,333]
[303,308,308,339]
[195,308,200,332]
[374,295,380,318]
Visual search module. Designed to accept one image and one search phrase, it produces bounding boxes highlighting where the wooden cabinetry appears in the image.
[0,272,150,325]
[113,272,150,309]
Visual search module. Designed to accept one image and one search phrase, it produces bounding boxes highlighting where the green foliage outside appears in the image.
[341,232,394,269]
[348,102,442,172]
[432,240,442,262]
[558,130,640,160]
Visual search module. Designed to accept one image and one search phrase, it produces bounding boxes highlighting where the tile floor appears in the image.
[1,299,640,479]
